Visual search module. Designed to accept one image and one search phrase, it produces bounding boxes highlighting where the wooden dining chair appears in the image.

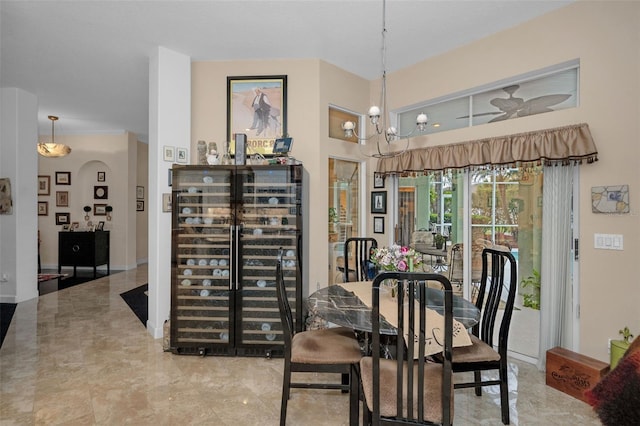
[275,257,362,426]
[360,271,454,425]
[448,247,517,425]
[343,237,378,282]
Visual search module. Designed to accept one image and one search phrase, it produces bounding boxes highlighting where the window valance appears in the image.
[376,123,598,175]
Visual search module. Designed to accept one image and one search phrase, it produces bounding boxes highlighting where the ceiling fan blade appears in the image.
[490,97,524,112]
[517,94,572,116]
[456,111,502,119]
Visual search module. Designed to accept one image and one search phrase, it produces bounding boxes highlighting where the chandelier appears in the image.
[342,0,428,158]
[37,115,71,158]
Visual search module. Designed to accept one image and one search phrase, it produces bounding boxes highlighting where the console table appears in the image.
[58,231,110,278]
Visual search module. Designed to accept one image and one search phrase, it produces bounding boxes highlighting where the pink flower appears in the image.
[400,246,409,255]
[397,260,408,271]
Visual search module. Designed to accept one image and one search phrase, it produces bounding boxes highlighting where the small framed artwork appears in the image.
[38,201,48,216]
[136,186,144,200]
[56,191,69,207]
[96,221,105,231]
[94,186,108,199]
[55,171,71,185]
[162,193,172,212]
[373,216,385,234]
[373,172,385,188]
[136,200,144,211]
[176,147,188,163]
[163,146,175,162]
[97,171,106,182]
[94,204,107,216]
[371,191,387,214]
[38,175,50,195]
[227,75,287,156]
[55,212,70,225]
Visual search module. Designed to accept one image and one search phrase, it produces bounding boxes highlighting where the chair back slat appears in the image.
[369,271,453,425]
[344,237,377,282]
[275,254,294,354]
[474,248,517,352]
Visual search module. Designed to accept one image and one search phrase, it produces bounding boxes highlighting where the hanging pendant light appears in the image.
[342,0,428,158]
[37,115,71,157]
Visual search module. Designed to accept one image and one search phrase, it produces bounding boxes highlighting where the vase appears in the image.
[382,278,398,298]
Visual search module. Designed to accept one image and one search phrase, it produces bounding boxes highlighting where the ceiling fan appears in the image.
[458,84,571,122]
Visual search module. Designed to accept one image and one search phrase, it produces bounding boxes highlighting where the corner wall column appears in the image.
[147,47,191,338]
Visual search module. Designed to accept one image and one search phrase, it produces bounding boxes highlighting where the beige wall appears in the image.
[382,1,639,362]
[190,1,639,362]
[38,132,139,271]
[136,141,149,263]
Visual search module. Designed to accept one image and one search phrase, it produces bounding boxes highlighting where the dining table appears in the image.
[306,281,480,352]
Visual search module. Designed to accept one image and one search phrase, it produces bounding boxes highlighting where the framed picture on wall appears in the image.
[55,212,70,225]
[94,186,108,199]
[373,172,385,188]
[136,200,144,211]
[227,75,287,156]
[38,175,50,195]
[136,186,144,199]
[373,216,385,234]
[371,191,387,214]
[56,191,69,207]
[176,147,188,163]
[38,201,48,216]
[97,171,106,182]
[96,221,105,231]
[163,146,175,162]
[94,204,107,216]
[55,171,71,185]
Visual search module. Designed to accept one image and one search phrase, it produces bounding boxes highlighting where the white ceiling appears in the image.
[1,0,573,143]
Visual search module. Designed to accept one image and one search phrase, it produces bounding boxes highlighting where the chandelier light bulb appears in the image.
[368,106,381,117]
[342,121,355,131]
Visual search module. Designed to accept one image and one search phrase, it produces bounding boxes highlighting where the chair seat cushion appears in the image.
[291,327,362,364]
[360,357,451,423]
[451,334,500,363]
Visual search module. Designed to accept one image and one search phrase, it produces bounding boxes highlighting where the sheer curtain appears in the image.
[537,165,574,370]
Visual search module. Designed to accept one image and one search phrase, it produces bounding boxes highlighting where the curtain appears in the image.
[376,123,597,174]
[537,165,574,371]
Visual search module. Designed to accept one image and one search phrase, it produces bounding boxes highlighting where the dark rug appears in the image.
[0,303,18,349]
[39,272,108,296]
[120,284,148,326]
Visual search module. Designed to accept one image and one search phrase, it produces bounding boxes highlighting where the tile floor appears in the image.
[1,265,601,425]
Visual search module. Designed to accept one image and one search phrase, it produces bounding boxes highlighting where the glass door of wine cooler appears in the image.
[171,166,235,355]
[235,165,302,356]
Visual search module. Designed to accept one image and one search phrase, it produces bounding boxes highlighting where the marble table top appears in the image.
[306,282,480,335]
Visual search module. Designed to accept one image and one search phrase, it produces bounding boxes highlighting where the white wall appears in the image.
[0,88,39,303]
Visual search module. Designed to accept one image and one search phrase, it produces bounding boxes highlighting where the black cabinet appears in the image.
[169,164,303,357]
[58,231,110,278]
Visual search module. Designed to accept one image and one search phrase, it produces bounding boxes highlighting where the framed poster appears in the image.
[56,191,69,207]
[373,172,385,188]
[55,212,70,225]
[136,186,144,199]
[55,171,71,185]
[38,175,50,195]
[97,171,106,182]
[371,191,387,214]
[373,216,385,234]
[38,201,48,216]
[136,200,144,211]
[227,75,287,156]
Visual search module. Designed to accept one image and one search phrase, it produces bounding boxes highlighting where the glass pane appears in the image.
[328,158,360,284]
[328,106,360,143]
[472,68,578,126]
[398,97,469,136]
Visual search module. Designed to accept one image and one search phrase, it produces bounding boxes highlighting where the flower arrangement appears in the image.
[370,244,422,272]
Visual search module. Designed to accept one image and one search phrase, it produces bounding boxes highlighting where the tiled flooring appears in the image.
[1,265,601,425]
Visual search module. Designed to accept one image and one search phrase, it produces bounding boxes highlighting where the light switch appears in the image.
[594,233,624,250]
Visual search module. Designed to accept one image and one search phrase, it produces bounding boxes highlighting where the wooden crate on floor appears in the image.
[546,346,610,402]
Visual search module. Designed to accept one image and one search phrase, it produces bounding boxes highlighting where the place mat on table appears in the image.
[339,281,471,356]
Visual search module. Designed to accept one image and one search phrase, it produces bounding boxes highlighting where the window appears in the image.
[397,61,579,136]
